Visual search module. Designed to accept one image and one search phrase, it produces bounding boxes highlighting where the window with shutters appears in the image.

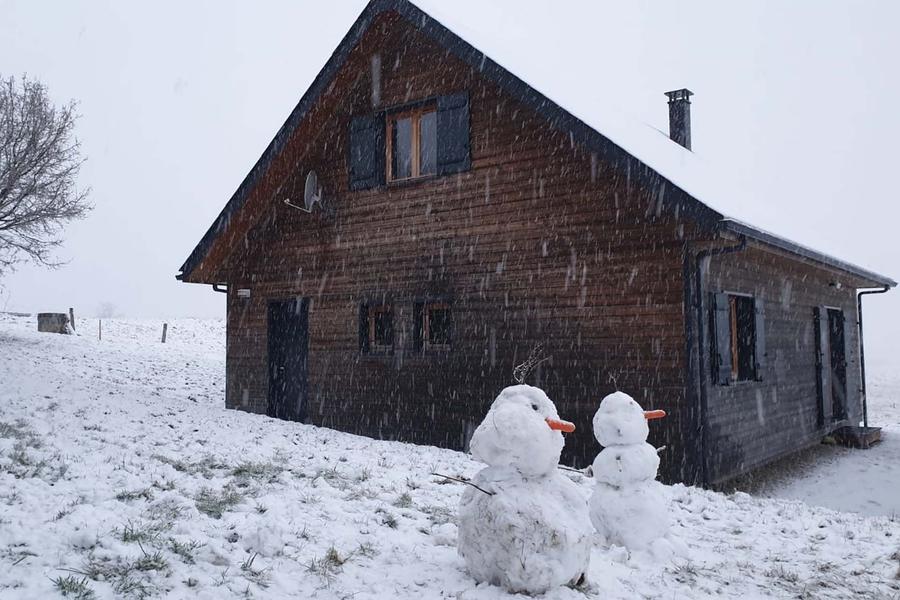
[711,293,765,384]
[348,93,469,190]
[386,105,437,182]
[424,302,451,350]
[413,300,452,352]
[360,303,393,353]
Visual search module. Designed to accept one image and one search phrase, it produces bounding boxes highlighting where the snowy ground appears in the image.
[1,314,899,599]
[755,366,900,519]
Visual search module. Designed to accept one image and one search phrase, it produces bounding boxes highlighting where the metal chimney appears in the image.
[665,88,694,150]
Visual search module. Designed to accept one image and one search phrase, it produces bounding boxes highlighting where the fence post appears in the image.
[161,323,168,343]
[69,307,76,331]
[98,319,102,341]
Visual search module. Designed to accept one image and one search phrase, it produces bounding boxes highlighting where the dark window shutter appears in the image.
[412,302,424,352]
[348,115,384,191]
[385,307,395,353]
[436,92,471,175]
[814,306,832,426]
[712,293,732,385]
[753,300,766,380]
[359,303,370,354]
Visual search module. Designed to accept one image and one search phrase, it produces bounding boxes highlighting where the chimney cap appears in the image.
[665,88,694,103]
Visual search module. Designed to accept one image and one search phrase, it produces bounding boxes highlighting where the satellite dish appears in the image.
[282,170,324,213]
[304,170,322,212]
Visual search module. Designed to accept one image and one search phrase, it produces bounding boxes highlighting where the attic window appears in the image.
[387,105,436,182]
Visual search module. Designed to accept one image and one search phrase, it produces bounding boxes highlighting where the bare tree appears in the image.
[0,74,91,274]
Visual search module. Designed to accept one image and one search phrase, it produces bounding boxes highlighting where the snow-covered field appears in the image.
[1,314,899,599]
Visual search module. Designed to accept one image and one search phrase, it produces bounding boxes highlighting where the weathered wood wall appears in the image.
[701,246,863,483]
[219,13,697,480]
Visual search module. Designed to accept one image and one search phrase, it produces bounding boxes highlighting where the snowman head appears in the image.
[593,391,665,447]
[469,385,574,478]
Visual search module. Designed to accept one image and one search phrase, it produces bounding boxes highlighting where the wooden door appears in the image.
[267,298,309,422]
[814,306,833,427]
[827,309,848,421]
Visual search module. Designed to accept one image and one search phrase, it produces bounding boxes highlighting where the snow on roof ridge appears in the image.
[407,0,753,218]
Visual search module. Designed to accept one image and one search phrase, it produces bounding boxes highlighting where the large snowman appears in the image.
[457,385,592,594]
[589,391,669,552]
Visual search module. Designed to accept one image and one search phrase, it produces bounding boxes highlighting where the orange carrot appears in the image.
[546,418,576,433]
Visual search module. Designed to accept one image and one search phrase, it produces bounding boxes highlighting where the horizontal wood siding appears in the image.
[220,13,698,480]
[702,246,862,483]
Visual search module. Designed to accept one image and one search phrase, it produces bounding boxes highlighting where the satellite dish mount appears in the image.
[283,170,324,213]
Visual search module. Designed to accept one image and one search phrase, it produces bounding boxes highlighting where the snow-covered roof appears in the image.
[178,0,895,287]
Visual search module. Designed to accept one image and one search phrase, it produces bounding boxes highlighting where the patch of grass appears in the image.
[2,440,67,481]
[195,486,244,519]
[54,498,85,521]
[75,555,155,599]
[232,461,282,482]
[672,560,698,584]
[376,508,398,529]
[133,549,168,573]
[115,488,154,503]
[82,424,103,432]
[355,541,377,558]
[168,539,204,564]
[151,478,176,491]
[765,564,800,585]
[119,521,160,544]
[305,545,349,583]
[152,454,228,478]
[421,504,454,526]
[0,419,41,448]
[254,502,268,514]
[240,552,272,589]
[393,492,413,509]
[52,574,95,599]
[144,497,185,525]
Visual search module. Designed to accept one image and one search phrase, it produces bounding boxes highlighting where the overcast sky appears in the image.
[1,1,897,360]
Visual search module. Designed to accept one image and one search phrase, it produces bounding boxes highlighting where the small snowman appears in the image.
[457,385,592,594]
[589,391,669,552]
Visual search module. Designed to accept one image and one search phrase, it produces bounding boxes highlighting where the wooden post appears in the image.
[69,307,76,331]
[98,319,102,341]
[161,323,168,343]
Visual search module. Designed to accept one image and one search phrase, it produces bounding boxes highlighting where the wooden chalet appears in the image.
[178,0,894,485]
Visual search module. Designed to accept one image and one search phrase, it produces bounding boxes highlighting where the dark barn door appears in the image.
[814,306,848,426]
[267,298,309,422]
[827,309,848,421]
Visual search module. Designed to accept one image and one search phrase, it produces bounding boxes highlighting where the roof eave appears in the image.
[721,219,896,288]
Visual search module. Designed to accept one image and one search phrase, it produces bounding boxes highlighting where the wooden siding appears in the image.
[700,245,863,483]
[218,13,698,481]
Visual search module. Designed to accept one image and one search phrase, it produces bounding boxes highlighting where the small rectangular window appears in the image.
[362,304,393,353]
[387,105,437,182]
[730,295,756,381]
[424,302,451,350]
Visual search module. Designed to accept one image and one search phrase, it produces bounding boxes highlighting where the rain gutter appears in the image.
[857,285,891,428]
[694,235,747,487]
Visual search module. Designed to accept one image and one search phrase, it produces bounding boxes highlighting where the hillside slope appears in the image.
[1,315,898,599]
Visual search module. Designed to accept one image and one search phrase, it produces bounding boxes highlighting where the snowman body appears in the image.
[457,385,592,594]
[589,392,669,550]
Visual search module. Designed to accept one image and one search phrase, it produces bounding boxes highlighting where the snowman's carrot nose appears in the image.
[546,418,575,433]
[644,410,667,420]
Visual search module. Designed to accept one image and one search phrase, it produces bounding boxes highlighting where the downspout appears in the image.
[856,285,890,428]
[212,283,228,294]
[693,235,747,487]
